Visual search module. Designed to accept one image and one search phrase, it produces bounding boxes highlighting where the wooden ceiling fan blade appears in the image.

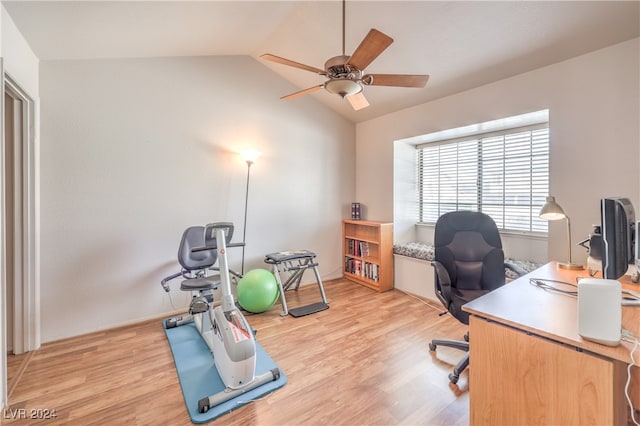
[260,54,325,74]
[363,74,429,88]
[281,85,324,100]
[347,29,393,71]
[346,92,369,111]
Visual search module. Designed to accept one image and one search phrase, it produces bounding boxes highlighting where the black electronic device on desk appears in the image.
[601,197,637,281]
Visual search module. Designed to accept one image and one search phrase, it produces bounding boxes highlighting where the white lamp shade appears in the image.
[241,149,260,164]
[539,196,566,221]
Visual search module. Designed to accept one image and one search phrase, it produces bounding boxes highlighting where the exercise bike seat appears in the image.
[180,276,221,292]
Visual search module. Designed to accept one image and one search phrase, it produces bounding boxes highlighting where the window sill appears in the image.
[415,222,548,241]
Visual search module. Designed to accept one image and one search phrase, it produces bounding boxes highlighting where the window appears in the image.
[417,124,549,234]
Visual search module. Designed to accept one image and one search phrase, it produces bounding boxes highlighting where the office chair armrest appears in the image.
[504,261,527,277]
[431,260,452,306]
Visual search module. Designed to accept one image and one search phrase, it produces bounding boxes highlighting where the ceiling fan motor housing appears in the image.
[324,55,362,78]
[323,55,364,97]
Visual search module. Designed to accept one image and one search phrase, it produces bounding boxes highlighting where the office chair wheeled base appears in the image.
[447,353,469,384]
[429,339,470,385]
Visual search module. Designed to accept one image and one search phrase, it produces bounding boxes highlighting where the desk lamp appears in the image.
[539,196,583,270]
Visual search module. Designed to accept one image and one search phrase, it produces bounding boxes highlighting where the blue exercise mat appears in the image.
[163,321,287,423]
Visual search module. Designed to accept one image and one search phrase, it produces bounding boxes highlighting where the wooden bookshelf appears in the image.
[342,220,393,292]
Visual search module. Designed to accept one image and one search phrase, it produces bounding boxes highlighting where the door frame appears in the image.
[1,66,39,407]
[5,72,39,354]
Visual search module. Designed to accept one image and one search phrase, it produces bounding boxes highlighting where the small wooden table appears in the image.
[463,262,639,425]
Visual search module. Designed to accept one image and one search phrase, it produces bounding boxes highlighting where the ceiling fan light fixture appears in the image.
[324,78,363,98]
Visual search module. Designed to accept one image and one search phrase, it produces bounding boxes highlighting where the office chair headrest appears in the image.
[435,211,502,250]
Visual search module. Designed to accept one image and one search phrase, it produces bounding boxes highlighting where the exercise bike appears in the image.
[161,222,280,413]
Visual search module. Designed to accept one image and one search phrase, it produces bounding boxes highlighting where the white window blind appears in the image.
[417,124,549,234]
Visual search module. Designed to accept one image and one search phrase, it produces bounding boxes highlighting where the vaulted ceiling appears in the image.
[3,1,639,123]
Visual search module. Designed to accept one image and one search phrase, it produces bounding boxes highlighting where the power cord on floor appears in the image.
[394,288,446,315]
[622,329,640,425]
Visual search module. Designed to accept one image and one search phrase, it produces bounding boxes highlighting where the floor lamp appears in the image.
[539,196,583,270]
[241,150,259,275]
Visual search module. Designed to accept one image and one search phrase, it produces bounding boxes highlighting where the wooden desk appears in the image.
[463,262,639,425]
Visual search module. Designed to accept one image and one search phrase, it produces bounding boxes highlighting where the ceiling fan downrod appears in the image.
[342,0,346,56]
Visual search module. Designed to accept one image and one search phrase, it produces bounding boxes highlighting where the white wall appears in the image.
[392,140,416,243]
[1,6,38,96]
[357,38,640,265]
[39,55,354,342]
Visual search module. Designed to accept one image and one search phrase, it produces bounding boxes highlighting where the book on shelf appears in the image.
[359,241,370,257]
[346,239,370,257]
[344,257,380,282]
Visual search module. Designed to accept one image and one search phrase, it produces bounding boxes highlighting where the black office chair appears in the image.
[428,211,525,384]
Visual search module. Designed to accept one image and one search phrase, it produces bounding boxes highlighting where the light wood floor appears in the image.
[3,278,470,425]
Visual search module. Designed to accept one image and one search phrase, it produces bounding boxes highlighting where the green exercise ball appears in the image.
[237,269,279,313]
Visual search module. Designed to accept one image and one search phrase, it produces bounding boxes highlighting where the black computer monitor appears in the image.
[600,197,636,279]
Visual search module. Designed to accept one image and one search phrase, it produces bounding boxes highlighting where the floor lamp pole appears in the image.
[565,216,572,266]
[241,160,253,275]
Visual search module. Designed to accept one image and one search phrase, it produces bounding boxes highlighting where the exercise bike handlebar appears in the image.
[206,266,243,279]
[190,242,244,252]
[161,271,183,292]
[226,242,245,248]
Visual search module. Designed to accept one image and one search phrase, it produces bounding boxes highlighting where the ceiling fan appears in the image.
[260,0,429,111]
